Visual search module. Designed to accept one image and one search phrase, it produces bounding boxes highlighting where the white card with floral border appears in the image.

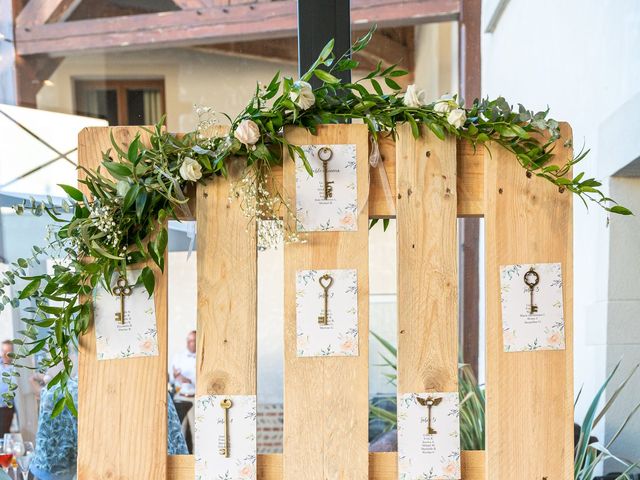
[295,143,358,232]
[93,269,159,361]
[295,268,358,357]
[500,262,565,352]
[398,392,461,480]
[195,394,257,480]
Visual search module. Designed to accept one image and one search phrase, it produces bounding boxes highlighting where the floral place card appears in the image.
[500,262,565,352]
[93,269,158,361]
[295,143,358,232]
[295,269,358,357]
[398,392,461,480]
[195,394,257,480]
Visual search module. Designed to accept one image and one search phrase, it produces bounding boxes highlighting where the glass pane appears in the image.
[127,89,162,125]
[78,88,118,125]
[0,4,468,465]
[168,221,197,454]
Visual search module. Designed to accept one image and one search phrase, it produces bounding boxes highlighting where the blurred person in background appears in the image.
[169,330,196,397]
[0,341,15,435]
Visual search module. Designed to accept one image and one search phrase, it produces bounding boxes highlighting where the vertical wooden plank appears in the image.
[396,124,458,394]
[196,155,257,396]
[77,127,167,479]
[484,124,574,479]
[283,124,369,480]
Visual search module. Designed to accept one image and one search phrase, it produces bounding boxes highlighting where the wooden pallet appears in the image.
[76,123,573,479]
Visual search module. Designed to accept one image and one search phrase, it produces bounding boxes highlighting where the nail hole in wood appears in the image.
[397,193,402,199]
[498,188,503,194]
[425,150,431,157]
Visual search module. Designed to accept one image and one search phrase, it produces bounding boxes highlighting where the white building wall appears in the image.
[482,0,640,467]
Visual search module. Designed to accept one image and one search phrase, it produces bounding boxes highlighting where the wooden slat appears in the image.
[484,123,574,478]
[15,0,460,55]
[396,124,459,390]
[178,136,481,221]
[167,451,486,479]
[283,125,370,480]
[77,127,167,479]
[196,137,257,396]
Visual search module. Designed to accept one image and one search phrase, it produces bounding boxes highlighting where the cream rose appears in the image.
[447,108,467,129]
[234,119,260,145]
[402,84,425,108]
[289,81,315,110]
[434,94,455,114]
[179,157,202,182]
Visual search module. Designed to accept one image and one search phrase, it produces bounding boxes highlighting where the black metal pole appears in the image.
[297,0,351,87]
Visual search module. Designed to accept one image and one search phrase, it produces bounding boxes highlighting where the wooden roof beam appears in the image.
[15,0,459,56]
[16,0,82,27]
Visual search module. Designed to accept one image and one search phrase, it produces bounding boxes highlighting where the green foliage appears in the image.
[574,362,640,479]
[1,27,631,412]
[371,332,640,479]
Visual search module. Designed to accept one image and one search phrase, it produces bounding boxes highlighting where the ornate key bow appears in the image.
[113,274,133,325]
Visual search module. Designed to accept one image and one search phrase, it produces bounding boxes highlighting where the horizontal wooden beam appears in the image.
[167,451,486,479]
[15,0,460,55]
[99,126,483,220]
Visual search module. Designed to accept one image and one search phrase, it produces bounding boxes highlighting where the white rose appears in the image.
[234,119,260,145]
[402,84,425,108]
[289,81,315,110]
[447,108,467,129]
[179,157,202,182]
[434,94,455,114]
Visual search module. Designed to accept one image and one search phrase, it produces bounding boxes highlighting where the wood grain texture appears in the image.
[396,124,458,394]
[196,151,257,396]
[283,125,370,480]
[77,127,167,479]
[484,123,574,479]
[178,136,482,221]
[167,451,486,479]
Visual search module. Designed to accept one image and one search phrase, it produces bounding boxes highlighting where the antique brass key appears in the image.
[417,396,442,435]
[113,274,133,325]
[318,146,334,200]
[317,273,334,326]
[524,267,540,314]
[219,398,233,458]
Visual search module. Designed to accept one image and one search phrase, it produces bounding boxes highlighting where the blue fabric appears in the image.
[31,378,188,479]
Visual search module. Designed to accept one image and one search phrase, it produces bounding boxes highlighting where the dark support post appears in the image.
[297,0,351,86]
[459,0,481,377]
